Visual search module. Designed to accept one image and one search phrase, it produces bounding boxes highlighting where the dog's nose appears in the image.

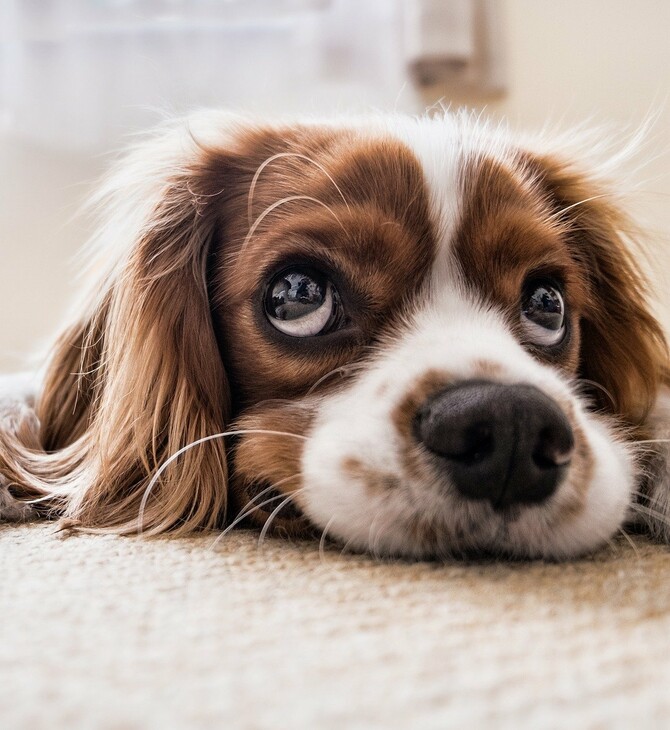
[415,381,574,509]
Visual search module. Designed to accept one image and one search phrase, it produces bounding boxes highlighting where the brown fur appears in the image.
[523,154,669,425]
[210,128,435,406]
[454,152,668,427]
[0,123,435,536]
[229,400,317,535]
[0,118,666,545]
[391,369,455,481]
[454,156,588,374]
[1,147,233,533]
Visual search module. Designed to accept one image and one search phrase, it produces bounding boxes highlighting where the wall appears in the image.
[1,0,669,372]
[492,0,670,334]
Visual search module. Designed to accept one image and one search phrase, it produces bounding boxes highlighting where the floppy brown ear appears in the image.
[0,114,242,534]
[530,154,669,427]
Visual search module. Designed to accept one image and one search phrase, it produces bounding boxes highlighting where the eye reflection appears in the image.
[520,280,566,348]
[271,272,326,321]
[524,285,563,331]
[265,267,342,337]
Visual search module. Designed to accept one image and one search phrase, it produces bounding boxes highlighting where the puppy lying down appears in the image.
[1,111,669,560]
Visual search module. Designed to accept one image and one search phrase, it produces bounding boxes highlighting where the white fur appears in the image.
[296,114,651,559]
[302,283,634,559]
[298,106,643,566]
[0,110,663,556]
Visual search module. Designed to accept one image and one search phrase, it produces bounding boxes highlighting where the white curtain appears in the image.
[0,0,502,152]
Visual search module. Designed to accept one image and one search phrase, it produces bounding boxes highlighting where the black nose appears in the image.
[415,381,574,509]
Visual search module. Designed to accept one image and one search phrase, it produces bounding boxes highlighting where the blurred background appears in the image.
[1,0,669,373]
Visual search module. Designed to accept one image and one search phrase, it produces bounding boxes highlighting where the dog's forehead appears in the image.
[227,119,576,304]
[226,118,521,274]
[352,120,582,323]
[210,118,586,401]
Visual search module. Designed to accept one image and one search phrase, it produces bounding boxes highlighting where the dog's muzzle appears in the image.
[415,382,575,510]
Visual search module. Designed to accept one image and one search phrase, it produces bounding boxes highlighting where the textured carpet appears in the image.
[2,524,670,729]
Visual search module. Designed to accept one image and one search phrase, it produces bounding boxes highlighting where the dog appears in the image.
[1,110,669,559]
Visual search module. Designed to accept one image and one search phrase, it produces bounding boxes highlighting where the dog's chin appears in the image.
[299,486,631,562]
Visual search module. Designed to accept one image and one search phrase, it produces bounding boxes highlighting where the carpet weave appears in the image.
[2,524,670,729]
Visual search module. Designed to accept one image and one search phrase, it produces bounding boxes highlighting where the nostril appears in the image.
[415,384,497,463]
[532,425,575,470]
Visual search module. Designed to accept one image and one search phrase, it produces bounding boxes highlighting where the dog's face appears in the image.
[9,112,665,559]
[199,115,665,559]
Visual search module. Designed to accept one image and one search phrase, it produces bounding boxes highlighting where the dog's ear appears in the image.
[529,154,669,427]
[1,113,245,533]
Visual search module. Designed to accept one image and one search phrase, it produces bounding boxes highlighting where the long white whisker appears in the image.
[247,152,352,228]
[319,516,337,563]
[306,363,366,396]
[617,526,641,558]
[630,502,670,528]
[241,195,345,255]
[137,429,307,535]
[209,473,301,550]
[547,193,613,223]
[257,488,306,548]
[210,493,290,548]
[367,510,386,561]
[573,377,617,409]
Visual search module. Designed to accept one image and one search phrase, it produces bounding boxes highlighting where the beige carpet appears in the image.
[2,524,670,729]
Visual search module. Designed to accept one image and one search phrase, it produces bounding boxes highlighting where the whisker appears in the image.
[319,516,337,563]
[600,532,619,556]
[249,398,302,410]
[546,193,614,224]
[241,195,346,256]
[257,488,307,548]
[185,179,226,201]
[617,526,641,558]
[136,429,307,535]
[306,362,367,396]
[247,152,352,228]
[572,378,617,410]
[208,474,301,550]
[367,510,387,561]
[629,502,670,529]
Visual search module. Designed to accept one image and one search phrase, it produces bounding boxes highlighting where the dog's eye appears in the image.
[265,268,342,337]
[521,280,566,347]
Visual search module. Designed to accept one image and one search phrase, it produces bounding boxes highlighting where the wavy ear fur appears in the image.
[0,113,243,534]
[530,154,669,427]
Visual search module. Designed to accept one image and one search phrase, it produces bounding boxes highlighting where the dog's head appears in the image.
[35,111,668,558]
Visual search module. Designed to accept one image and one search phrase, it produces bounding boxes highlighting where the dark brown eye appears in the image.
[265,268,342,337]
[521,280,566,347]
